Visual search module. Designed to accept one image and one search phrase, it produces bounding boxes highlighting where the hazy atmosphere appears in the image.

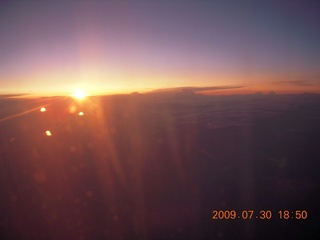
[0,0,319,95]
[1,1,320,240]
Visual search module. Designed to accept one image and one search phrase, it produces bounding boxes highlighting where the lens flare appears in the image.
[45,130,52,136]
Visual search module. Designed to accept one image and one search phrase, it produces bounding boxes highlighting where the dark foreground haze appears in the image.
[1,92,320,239]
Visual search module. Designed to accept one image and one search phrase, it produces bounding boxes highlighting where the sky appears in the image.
[0,0,320,95]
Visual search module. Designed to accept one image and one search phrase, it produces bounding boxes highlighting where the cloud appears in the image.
[0,94,29,99]
[274,80,313,86]
[149,85,245,93]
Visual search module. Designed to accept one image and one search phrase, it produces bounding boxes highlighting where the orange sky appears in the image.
[0,1,319,96]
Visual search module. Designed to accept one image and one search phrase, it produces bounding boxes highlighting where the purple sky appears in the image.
[0,0,319,95]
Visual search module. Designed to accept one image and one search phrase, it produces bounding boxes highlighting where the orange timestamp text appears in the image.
[212,210,308,220]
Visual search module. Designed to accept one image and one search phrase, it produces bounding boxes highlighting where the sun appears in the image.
[72,89,87,100]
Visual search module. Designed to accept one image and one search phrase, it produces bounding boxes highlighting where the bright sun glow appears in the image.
[72,89,87,100]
